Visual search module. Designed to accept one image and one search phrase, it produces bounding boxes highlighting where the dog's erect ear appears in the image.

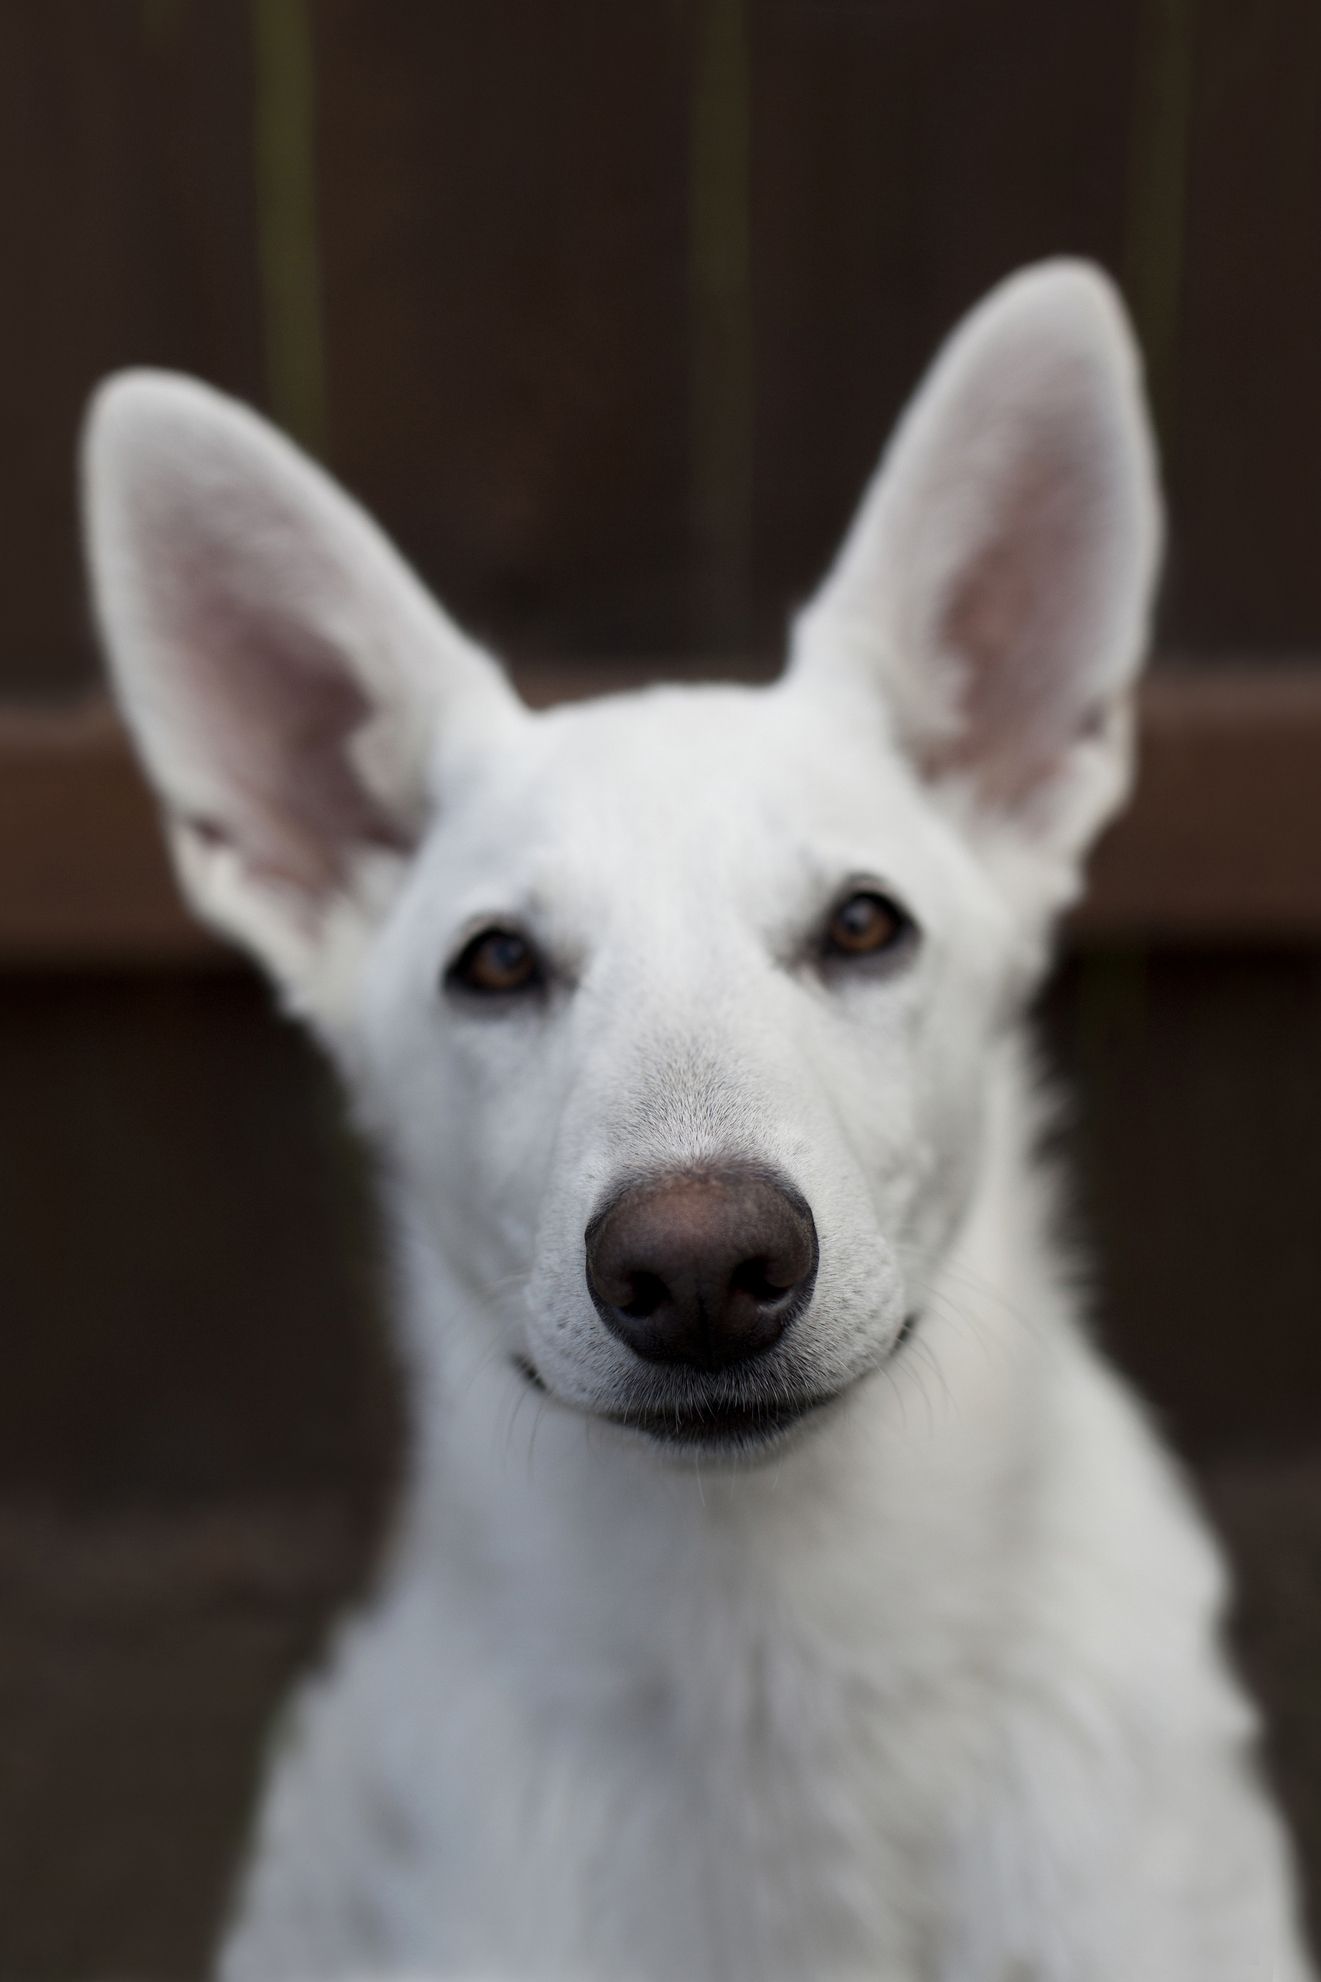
[82,372,522,1025]
[791,260,1161,909]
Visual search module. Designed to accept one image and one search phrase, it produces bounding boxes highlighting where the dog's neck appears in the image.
[384,1040,1059,1686]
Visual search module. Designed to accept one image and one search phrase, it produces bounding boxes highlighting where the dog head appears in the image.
[83,262,1159,1460]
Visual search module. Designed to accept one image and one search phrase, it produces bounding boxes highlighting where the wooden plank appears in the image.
[313,1,697,662]
[0,2,265,702]
[1167,0,1321,652]
[1087,669,1321,937]
[1,667,1319,966]
[0,702,208,965]
[749,0,1145,649]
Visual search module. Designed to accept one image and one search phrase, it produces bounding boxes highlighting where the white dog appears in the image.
[83,262,1314,1981]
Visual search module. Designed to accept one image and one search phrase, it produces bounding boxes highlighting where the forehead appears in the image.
[424,678,961,920]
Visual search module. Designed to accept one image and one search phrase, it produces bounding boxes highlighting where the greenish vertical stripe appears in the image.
[251,0,327,453]
[139,0,186,46]
[690,0,754,646]
[1124,0,1197,454]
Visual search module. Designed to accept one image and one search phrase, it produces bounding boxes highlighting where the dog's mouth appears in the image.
[511,1311,919,1455]
[599,1388,836,1450]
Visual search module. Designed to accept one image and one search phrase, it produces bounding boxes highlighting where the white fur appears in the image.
[82,262,1313,1981]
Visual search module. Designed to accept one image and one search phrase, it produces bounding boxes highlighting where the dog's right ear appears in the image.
[82,373,523,1029]
[789,261,1161,923]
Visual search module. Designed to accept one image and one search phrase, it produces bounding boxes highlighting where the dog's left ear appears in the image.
[82,372,524,1032]
[791,260,1161,911]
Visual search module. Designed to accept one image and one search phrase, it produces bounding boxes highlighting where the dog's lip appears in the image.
[511,1309,921,1450]
[596,1387,837,1448]
[510,1354,832,1446]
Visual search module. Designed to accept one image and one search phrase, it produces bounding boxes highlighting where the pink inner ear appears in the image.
[928,436,1113,808]
[173,585,412,899]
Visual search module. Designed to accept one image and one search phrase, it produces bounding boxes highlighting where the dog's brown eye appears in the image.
[824,890,912,960]
[447,926,542,997]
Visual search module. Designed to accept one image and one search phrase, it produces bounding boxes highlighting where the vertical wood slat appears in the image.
[313,0,697,663]
[1167,0,1321,652]
[251,0,328,455]
[747,0,1147,650]
[689,0,755,648]
[1122,0,1197,448]
[0,2,264,701]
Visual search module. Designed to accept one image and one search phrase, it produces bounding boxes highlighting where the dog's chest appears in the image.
[380,1602,964,1981]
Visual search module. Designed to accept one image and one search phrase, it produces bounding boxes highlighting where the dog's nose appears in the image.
[585,1167,818,1371]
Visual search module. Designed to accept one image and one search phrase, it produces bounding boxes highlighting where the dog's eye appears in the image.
[446,925,543,997]
[823,889,914,962]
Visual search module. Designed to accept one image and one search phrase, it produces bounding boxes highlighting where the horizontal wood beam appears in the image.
[1,666,1319,968]
[1087,667,1321,940]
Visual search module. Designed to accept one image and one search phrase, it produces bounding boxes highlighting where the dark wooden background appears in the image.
[2,4,1320,1976]
[5,0,1321,701]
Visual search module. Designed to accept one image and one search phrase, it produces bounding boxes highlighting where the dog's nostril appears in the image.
[585,1166,819,1372]
[731,1257,786,1305]
[621,1271,668,1322]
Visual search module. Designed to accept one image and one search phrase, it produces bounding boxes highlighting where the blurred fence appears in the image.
[3,0,1321,703]
[3,0,1321,959]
